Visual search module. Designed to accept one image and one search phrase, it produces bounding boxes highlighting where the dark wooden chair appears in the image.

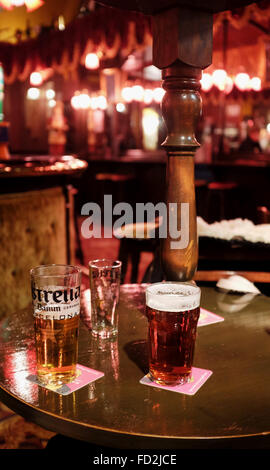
[206,181,239,222]
[94,172,136,208]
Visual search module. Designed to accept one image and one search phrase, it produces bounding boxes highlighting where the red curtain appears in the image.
[0,7,152,83]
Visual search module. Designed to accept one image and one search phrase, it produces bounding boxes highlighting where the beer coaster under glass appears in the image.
[140,367,213,395]
[198,308,224,327]
[27,364,104,395]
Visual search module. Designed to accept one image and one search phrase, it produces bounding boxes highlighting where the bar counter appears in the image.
[77,151,270,223]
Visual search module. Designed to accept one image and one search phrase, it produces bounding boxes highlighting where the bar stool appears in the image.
[206,181,239,222]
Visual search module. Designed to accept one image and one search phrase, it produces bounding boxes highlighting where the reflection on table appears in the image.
[1,284,270,448]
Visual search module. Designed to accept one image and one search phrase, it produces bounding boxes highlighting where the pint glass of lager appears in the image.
[145,282,201,385]
[30,265,81,386]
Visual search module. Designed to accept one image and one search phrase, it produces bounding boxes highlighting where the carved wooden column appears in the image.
[153,7,213,281]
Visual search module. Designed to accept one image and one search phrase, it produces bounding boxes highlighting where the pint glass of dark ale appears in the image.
[30,264,81,386]
[145,282,201,385]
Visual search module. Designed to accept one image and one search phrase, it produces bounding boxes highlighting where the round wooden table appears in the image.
[1,284,270,449]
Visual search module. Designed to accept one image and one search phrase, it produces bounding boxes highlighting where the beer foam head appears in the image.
[146,282,201,312]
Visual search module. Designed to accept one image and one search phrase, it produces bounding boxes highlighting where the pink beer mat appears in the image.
[198,308,224,327]
[140,367,213,395]
[27,364,104,395]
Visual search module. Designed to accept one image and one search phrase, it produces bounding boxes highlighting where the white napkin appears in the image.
[197,217,270,244]
[216,274,261,294]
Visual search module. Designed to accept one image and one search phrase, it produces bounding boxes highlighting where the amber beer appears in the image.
[30,265,81,386]
[34,313,79,385]
[145,282,201,385]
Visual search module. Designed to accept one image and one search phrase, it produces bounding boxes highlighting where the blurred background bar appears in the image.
[0,0,270,306]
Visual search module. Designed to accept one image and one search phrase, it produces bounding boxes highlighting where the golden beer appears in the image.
[35,315,79,385]
[30,265,81,387]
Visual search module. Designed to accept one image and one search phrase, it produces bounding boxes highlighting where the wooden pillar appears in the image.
[153,7,213,281]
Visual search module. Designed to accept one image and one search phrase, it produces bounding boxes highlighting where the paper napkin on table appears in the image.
[216,274,261,294]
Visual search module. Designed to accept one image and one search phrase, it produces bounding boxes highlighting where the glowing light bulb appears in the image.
[48,99,56,108]
[85,53,100,70]
[97,95,107,110]
[142,112,159,135]
[212,69,227,90]
[224,76,234,95]
[25,0,44,12]
[142,108,160,150]
[143,89,153,104]
[11,0,25,6]
[235,73,250,91]
[46,89,55,100]
[27,87,40,100]
[89,97,99,110]
[71,92,81,110]
[78,93,91,109]
[121,87,133,103]
[58,15,65,31]
[30,71,43,86]
[250,77,261,92]
[200,73,213,92]
[131,85,144,102]
[153,87,165,103]
[116,102,126,113]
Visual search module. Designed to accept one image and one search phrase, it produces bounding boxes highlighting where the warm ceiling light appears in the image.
[0,0,44,11]
[30,72,43,86]
[153,87,165,103]
[71,92,81,110]
[78,93,91,109]
[212,69,227,91]
[58,15,65,31]
[234,73,250,91]
[85,53,100,70]
[96,95,107,110]
[143,89,154,104]
[11,0,24,6]
[89,97,99,110]
[46,89,55,100]
[142,108,160,136]
[200,73,213,92]
[0,1,13,10]
[143,65,162,81]
[224,76,234,95]
[121,87,133,103]
[48,99,56,108]
[249,77,261,92]
[131,85,144,102]
[116,102,126,113]
[27,87,40,100]
[24,0,44,11]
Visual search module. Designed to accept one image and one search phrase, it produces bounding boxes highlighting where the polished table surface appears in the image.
[0,155,88,178]
[1,284,270,449]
